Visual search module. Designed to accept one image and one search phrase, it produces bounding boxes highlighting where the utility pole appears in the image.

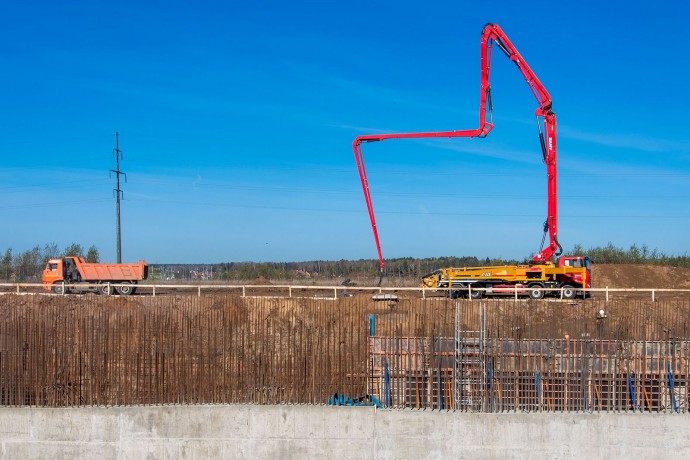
[110,132,126,263]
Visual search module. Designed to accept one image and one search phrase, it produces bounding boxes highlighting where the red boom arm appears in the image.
[353,23,561,272]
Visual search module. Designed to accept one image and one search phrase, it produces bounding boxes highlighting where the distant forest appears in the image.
[1,242,689,282]
[0,243,100,282]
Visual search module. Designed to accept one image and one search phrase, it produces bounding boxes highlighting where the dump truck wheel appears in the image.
[561,285,576,299]
[52,282,67,295]
[528,284,544,300]
[116,282,135,296]
[99,283,113,296]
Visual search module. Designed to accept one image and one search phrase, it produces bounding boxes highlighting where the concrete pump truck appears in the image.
[353,23,590,299]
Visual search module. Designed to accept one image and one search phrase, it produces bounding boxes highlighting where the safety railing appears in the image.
[1,282,689,301]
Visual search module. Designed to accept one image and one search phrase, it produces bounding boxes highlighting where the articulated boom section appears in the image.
[353,23,561,272]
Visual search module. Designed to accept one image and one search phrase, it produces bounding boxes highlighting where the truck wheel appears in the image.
[561,285,576,299]
[528,284,544,300]
[116,282,135,296]
[469,286,484,299]
[52,282,67,295]
[99,284,113,296]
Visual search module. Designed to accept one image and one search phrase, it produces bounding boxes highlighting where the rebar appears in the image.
[0,294,687,412]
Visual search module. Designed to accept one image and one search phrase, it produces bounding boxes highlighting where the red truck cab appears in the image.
[557,256,591,291]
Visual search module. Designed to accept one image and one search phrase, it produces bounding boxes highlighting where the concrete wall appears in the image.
[0,405,685,459]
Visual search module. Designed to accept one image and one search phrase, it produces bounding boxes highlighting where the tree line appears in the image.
[149,243,690,282]
[0,243,99,282]
[568,242,690,267]
[2,242,688,282]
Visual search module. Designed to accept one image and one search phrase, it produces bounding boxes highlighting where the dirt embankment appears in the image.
[260,264,690,291]
[592,264,690,289]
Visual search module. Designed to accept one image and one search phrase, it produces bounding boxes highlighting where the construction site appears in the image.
[2,15,689,458]
[1,22,688,416]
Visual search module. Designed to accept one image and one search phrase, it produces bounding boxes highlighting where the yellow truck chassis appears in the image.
[422,258,590,300]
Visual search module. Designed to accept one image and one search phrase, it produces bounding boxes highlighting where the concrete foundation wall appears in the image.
[0,405,685,459]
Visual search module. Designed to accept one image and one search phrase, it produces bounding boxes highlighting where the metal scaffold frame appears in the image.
[454,302,487,411]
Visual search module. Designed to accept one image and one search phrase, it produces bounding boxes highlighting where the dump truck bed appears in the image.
[75,259,148,281]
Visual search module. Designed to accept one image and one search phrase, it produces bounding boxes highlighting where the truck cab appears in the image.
[42,259,61,288]
[42,257,82,291]
[556,256,591,290]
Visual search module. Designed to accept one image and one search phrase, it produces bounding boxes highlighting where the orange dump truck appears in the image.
[42,256,148,295]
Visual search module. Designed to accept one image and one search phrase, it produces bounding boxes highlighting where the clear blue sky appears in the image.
[2,1,689,264]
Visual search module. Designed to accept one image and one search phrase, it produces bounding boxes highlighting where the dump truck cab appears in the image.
[42,258,78,286]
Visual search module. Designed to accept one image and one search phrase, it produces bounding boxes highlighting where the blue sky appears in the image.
[2,1,690,264]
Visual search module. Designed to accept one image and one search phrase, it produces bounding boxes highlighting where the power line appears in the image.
[2,195,688,219]
[120,178,690,200]
[3,175,690,201]
[0,178,102,193]
[0,198,111,210]
[118,196,690,219]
